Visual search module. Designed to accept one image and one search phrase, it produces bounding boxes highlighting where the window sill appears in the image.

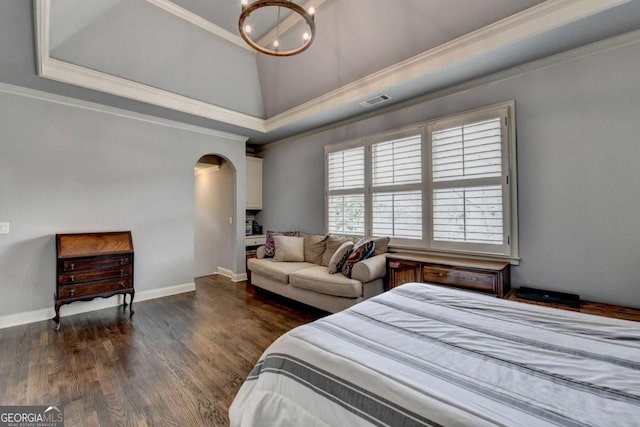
[388,245,521,266]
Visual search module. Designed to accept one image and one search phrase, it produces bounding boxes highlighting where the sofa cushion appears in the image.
[372,236,390,256]
[273,236,305,262]
[247,258,315,283]
[321,235,351,266]
[289,266,362,298]
[264,230,300,257]
[303,234,329,264]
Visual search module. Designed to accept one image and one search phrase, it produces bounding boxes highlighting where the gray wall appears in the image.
[259,41,640,308]
[0,88,246,317]
[194,160,236,277]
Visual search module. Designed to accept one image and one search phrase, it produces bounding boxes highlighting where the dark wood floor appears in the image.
[0,276,325,426]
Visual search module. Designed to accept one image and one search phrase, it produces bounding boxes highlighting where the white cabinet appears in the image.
[246,156,263,209]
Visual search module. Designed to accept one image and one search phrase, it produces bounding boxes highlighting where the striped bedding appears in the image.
[229,283,640,426]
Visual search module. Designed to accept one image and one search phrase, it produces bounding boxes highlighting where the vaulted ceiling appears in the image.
[6,0,640,143]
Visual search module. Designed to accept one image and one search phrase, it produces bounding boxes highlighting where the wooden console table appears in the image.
[386,253,511,297]
[54,231,135,329]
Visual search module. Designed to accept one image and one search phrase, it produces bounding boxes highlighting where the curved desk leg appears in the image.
[53,300,61,330]
[129,289,135,317]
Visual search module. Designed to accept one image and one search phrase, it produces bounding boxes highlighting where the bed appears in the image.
[229,283,640,426]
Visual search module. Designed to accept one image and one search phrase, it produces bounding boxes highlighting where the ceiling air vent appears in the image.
[359,94,391,108]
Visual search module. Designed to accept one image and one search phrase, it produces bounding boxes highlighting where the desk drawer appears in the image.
[422,266,496,293]
[59,265,132,285]
[58,278,132,299]
[246,236,266,247]
[62,255,131,272]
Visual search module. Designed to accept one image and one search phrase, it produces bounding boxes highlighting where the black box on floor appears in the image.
[516,287,581,308]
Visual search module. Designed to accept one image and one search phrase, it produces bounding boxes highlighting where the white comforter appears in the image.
[230,283,640,426]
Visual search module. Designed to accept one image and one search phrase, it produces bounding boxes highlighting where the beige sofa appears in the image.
[247,235,388,313]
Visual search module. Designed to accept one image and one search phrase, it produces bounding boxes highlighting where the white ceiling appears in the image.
[34,0,640,144]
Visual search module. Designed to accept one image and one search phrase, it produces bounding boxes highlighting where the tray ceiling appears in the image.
[33,0,640,143]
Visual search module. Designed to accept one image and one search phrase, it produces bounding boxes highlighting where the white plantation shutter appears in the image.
[325,102,517,259]
[328,194,365,235]
[328,147,364,190]
[432,186,503,244]
[371,134,423,242]
[429,107,511,255]
[326,146,365,235]
[432,118,502,182]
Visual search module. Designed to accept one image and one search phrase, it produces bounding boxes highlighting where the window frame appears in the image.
[324,101,519,263]
[368,127,427,248]
[325,140,367,237]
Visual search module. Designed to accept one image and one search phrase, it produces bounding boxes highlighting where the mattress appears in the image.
[229,283,640,426]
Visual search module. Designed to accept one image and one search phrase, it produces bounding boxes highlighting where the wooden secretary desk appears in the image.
[54,231,135,329]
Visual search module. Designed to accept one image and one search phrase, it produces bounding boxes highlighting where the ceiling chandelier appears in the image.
[239,0,316,56]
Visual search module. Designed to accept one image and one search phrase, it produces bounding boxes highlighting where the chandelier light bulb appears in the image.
[308,6,315,15]
[302,32,310,41]
[244,24,252,34]
[241,0,248,6]
[273,40,279,48]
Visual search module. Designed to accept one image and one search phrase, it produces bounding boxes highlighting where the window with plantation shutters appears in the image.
[326,146,365,235]
[371,134,423,242]
[428,106,512,255]
[325,102,517,260]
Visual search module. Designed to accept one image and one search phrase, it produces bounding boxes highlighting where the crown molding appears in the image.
[42,57,266,132]
[264,0,632,132]
[260,28,640,152]
[0,81,249,142]
[34,0,632,138]
[34,0,264,132]
[146,0,253,52]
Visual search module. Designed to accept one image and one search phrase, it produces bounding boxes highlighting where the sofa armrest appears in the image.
[351,254,387,283]
[256,246,266,259]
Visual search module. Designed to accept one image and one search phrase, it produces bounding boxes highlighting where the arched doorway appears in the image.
[194,154,237,278]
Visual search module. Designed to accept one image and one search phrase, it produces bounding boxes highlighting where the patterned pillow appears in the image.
[340,239,375,278]
[264,230,300,257]
[328,241,354,274]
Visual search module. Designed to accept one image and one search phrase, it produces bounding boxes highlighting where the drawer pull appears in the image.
[69,289,75,296]
[119,282,126,289]
[120,269,125,276]
[70,275,75,282]
[120,258,126,265]
[70,263,75,270]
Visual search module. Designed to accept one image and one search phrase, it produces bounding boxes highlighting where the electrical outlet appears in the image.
[0,223,9,234]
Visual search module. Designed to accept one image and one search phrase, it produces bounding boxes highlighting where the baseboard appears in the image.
[216,267,247,283]
[0,282,196,330]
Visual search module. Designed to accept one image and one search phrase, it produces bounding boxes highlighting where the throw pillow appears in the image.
[321,235,351,266]
[264,230,300,257]
[372,236,390,256]
[303,234,329,264]
[273,236,305,262]
[341,239,376,278]
[328,241,354,274]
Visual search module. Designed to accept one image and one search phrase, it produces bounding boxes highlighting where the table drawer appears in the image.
[59,265,132,285]
[422,266,496,293]
[61,255,131,272]
[58,278,132,299]
[246,236,266,247]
